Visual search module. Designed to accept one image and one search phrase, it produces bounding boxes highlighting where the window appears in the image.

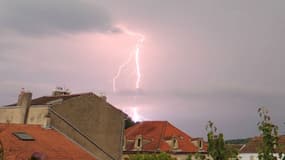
[199,140,203,149]
[137,138,141,147]
[172,137,179,149]
[13,132,35,141]
[135,135,143,150]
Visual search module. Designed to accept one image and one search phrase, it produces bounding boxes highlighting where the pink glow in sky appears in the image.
[1,0,285,139]
[112,25,145,92]
[111,25,145,121]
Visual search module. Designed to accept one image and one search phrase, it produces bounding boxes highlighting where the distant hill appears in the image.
[225,138,251,144]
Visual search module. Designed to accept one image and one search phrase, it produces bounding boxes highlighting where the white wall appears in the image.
[239,153,284,160]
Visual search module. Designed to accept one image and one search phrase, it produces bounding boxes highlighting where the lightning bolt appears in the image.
[112,25,145,122]
[112,51,134,92]
[112,25,145,92]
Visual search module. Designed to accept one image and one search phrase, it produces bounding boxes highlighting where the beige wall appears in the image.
[122,153,211,160]
[0,105,48,124]
[26,106,49,124]
[173,154,211,160]
[0,106,24,123]
[50,94,125,160]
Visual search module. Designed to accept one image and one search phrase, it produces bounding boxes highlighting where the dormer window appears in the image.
[135,135,143,150]
[172,137,179,149]
[137,138,141,147]
[199,140,203,149]
[191,138,204,151]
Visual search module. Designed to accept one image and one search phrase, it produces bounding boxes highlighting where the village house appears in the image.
[0,89,127,160]
[239,135,285,160]
[122,121,208,160]
[0,123,97,160]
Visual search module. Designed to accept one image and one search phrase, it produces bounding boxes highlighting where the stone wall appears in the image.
[0,106,48,124]
[50,94,125,160]
[0,106,24,123]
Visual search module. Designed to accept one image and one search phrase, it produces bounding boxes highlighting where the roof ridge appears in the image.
[140,120,168,123]
[38,92,94,98]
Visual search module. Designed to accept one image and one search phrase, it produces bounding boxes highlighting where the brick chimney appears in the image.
[17,91,32,124]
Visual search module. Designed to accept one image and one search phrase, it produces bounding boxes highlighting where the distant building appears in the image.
[0,90,127,160]
[239,135,285,160]
[122,121,208,160]
[0,123,96,160]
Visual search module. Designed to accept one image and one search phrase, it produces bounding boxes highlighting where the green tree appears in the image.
[129,152,176,160]
[257,107,282,160]
[186,154,192,160]
[125,116,136,129]
[206,121,238,160]
[193,153,207,160]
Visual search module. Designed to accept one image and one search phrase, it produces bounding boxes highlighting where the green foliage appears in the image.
[129,152,176,160]
[186,154,192,160]
[257,107,282,160]
[194,153,207,160]
[206,121,239,160]
[125,116,136,129]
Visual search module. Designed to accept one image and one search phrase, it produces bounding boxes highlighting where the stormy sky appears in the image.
[0,0,285,139]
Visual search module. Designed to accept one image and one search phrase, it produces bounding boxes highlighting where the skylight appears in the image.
[13,132,35,141]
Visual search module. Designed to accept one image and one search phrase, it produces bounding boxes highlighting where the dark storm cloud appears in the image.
[0,0,119,35]
[99,0,285,139]
[1,0,285,139]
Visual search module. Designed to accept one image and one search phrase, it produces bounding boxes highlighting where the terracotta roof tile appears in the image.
[0,123,96,160]
[125,121,200,153]
[240,135,285,153]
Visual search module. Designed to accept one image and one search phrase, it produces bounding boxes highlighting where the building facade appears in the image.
[0,91,126,160]
[122,121,208,160]
[239,136,285,160]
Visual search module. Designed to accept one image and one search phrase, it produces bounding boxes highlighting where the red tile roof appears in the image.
[125,121,200,153]
[0,123,96,160]
[240,135,285,153]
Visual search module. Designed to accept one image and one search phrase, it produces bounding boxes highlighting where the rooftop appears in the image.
[7,92,94,106]
[240,135,285,153]
[125,121,204,153]
[0,123,96,160]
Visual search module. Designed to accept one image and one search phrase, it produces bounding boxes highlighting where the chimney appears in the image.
[18,91,32,124]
